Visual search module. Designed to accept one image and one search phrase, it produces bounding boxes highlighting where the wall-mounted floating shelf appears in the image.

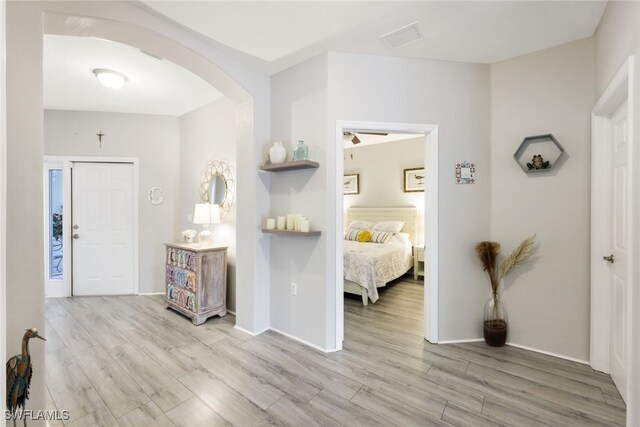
[261,228,321,236]
[260,160,319,172]
[514,134,565,173]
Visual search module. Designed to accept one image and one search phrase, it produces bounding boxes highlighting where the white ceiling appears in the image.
[43,35,223,116]
[141,1,607,74]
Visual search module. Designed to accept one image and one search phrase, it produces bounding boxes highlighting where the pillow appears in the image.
[345,229,371,242]
[393,232,411,243]
[369,230,393,244]
[346,220,375,231]
[356,230,371,243]
[344,228,360,241]
[372,221,404,234]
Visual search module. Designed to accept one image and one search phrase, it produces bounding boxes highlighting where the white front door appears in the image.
[608,100,628,401]
[72,162,134,296]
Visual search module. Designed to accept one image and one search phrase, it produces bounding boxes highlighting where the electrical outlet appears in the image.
[291,282,297,296]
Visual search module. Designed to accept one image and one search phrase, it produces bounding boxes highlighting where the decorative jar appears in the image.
[292,140,309,161]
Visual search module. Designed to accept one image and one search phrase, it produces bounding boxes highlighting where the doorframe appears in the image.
[334,120,439,349]
[43,156,140,296]
[590,55,638,418]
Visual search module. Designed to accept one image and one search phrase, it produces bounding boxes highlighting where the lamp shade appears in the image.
[193,203,221,225]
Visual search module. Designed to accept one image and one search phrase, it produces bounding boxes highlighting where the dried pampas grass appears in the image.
[475,241,501,294]
[475,235,537,295]
[498,234,537,282]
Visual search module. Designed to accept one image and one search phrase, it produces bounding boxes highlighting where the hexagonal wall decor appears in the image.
[514,134,565,173]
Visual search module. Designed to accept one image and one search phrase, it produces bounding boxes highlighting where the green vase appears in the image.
[293,140,308,161]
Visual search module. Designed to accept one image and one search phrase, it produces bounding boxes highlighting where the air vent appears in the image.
[380,22,423,49]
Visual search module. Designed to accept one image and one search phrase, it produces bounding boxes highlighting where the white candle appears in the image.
[286,214,295,230]
[277,216,286,230]
[266,218,275,230]
[301,219,310,233]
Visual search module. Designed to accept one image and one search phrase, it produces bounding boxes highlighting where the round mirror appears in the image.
[207,174,226,205]
[199,159,235,218]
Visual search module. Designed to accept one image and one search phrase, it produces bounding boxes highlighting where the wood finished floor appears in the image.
[44,277,626,426]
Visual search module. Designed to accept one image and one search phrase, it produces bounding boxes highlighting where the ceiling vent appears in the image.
[380,22,423,49]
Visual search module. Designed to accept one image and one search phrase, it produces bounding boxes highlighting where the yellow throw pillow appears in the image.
[356,230,371,243]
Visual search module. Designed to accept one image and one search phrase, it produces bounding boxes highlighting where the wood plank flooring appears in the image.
[44,277,626,426]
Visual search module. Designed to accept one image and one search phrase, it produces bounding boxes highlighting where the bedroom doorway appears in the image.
[335,121,439,350]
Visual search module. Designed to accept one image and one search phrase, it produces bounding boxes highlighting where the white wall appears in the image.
[491,39,595,361]
[6,1,47,412]
[44,110,180,295]
[328,53,492,344]
[1,0,7,417]
[179,98,238,312]
[344,137,425,244]
[269,53,329,347]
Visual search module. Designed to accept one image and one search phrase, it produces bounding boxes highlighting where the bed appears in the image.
[343,207,417,305]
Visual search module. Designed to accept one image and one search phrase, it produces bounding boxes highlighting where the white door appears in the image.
[608,100,628,401]
[72,162,134,296]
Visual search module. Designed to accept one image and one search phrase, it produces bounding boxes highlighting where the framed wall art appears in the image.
[343,173,360,195]
[455,161,476,184]
[403,167,425,192]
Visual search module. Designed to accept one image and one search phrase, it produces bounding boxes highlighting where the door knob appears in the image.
[603,254,614,263]
[73,234,80,239]
[73,225,79,230]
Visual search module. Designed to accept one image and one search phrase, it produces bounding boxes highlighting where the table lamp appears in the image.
[193,203,221,243]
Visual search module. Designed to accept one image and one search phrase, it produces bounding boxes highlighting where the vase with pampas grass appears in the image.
[475,235,536,346]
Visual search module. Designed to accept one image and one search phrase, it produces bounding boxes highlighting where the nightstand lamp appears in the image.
[193,203,220,243]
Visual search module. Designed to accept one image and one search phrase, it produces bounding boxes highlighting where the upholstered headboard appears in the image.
[347,206,417,244]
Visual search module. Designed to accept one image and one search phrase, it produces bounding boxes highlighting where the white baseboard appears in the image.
[437,338,484,344]
[269,327,336,353]
[227,310,236,315]
[138,292,164,296]
[506,341,590,365]
[231,324,336,353]
[233,324,269,337]
[437,338,589,365]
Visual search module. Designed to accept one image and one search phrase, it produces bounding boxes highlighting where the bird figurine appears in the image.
[6,328,46,427]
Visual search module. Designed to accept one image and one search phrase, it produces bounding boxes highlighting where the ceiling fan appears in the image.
[343,131,389,145]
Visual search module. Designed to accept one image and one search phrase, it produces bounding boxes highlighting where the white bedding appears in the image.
[343,236,413,303]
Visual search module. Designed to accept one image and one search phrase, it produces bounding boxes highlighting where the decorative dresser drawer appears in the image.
[164,243,227,325]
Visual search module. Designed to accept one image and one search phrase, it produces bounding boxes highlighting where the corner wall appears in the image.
[43,110,181,295]
[490,39,595,361]
[595,0,640,98]
[269,53,329,347]
[270,52,492,349]
[179,98,238,311]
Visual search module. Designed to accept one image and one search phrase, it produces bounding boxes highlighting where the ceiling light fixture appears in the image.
[93,69,128,89]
